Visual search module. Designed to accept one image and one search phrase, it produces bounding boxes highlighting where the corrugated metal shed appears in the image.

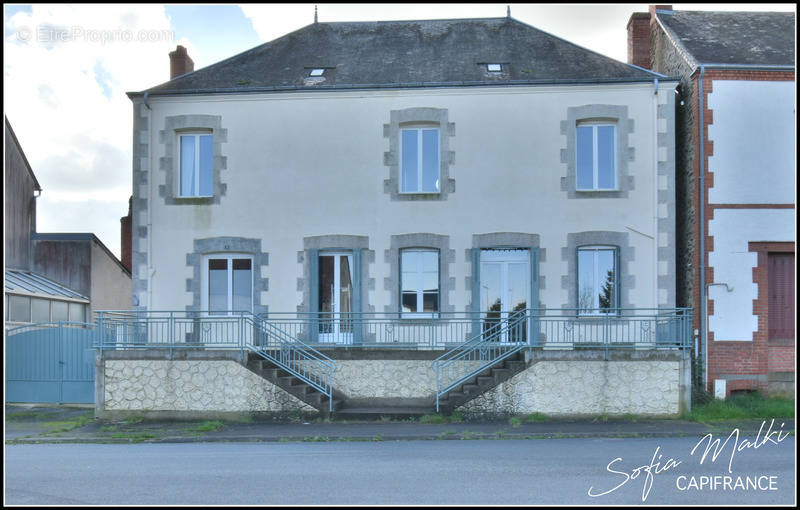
[5,270,89,301]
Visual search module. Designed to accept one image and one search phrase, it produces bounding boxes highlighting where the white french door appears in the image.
[480,249,530,343]
[318,252,354,344]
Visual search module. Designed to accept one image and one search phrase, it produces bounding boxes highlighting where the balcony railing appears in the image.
[94,308,692,352]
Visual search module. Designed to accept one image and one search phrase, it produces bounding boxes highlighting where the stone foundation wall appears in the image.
[459,360,680,416]
[330,360,436,398]
[100,358,313,413]
[97,350,684,417]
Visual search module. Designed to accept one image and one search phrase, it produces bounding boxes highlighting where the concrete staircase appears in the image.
[244,356,344,416]
[244,351,531,418]
[435,351,530,413]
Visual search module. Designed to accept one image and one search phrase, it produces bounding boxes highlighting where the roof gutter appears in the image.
[696,63,795,71]
[126,76,681,99]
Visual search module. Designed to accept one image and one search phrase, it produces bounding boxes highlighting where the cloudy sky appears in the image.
[4,3,795,260]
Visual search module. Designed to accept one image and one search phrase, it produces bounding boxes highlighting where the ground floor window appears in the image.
[577,246,617,314]
[205,255,252,314]
[401,249,439,316]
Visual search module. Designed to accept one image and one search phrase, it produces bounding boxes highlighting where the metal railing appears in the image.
[430,307,692,411]
[94,308,691,413]
[257,309,692,350]
[433,311,530,412]
[94,310,337,412]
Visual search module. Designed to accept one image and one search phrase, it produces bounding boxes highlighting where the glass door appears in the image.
[480,249,530,343]
[318,252,353,344]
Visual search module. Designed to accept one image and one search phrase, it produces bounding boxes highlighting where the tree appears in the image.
[598,269,615,311]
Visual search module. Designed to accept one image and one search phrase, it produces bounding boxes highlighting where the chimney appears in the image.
[120,196,132,272]
[169,45,194,79]
[627,6,672,69]
[627,12,652,69]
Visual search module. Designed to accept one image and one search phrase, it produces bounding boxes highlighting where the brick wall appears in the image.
[699,70,795,396]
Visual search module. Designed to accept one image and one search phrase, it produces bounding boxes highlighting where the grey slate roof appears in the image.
[5,270,89,301]
[658,10,795,67]
[134,17,664,97]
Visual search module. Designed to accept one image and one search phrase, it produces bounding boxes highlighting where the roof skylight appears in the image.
[487,63,502,72]
[309,68,325,76]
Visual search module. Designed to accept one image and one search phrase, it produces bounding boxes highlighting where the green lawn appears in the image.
[687,392,795,423]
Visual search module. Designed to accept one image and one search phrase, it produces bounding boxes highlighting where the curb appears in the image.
[6,430,723,445]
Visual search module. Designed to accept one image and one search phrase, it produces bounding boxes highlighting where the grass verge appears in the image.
[687,392,794,423]
[41,411,94,434]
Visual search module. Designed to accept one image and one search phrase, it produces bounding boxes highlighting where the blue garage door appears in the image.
[6,322,96,403]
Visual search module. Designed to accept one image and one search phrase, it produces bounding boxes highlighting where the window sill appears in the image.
[575,188,619,193]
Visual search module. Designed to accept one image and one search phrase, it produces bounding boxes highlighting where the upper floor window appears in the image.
[205,255,252,315]
[400,127,440,193]
[180,133,213,197]
[576,123,616,191]
[401,249,439,316]
[577,246,617,315]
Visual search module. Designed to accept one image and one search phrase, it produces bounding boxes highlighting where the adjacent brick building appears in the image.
[628,6,796,396]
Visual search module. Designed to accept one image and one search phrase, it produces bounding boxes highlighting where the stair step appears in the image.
[491,368,511,378]
[505,360,526,371]
[477,376,495,386]
[334,406,434,419]
[462,384,480,394]
[290,384,312,395]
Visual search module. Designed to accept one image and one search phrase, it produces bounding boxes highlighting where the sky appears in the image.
[3,3,796,260]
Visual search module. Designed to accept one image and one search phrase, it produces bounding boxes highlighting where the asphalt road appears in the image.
[5,436,795,505]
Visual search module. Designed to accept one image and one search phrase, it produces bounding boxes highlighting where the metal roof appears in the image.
[132,16,667,98]
[4,270,89,301]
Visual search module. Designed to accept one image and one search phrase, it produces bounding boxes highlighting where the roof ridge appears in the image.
[507,16,666,78]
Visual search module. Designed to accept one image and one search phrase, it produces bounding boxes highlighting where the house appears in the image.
[4,117,133,326]
[627,5,796,397]
[4,117,132,403]
[98,14,690,418]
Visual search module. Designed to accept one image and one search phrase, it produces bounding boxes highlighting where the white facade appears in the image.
[708,209,795,340]
[707,80,796,204]
[706,79,796,342]
[131,82,676,316]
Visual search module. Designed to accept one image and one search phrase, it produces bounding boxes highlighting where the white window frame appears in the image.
[576,122,617,191]
[400,248,440,318]
[577,245,618,316]
[179,133,213,198]
[202,253,254,316]
[399,126,441,194]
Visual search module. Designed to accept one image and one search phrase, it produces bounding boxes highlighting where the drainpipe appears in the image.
[697,65,707,389]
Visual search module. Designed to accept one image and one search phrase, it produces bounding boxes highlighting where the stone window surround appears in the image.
[384,233,456,314]
[159,115,228,205]
[186,237,269,314]
[561,231,635,313]
[465,232,544,313]
[383,107,456,201]
[560,104,635,198]
[297,235,375,313]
